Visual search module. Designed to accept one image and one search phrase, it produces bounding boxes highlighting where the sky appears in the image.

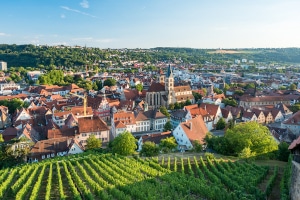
[0,0,300,49]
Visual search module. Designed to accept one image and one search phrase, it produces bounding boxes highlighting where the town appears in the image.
[0,45,299,199]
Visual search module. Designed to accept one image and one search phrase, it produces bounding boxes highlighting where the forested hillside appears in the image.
[1,44,300,69]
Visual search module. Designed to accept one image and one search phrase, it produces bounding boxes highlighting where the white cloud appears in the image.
[60,6,97,18]
[80,0,89,8]
[0,32,9,36]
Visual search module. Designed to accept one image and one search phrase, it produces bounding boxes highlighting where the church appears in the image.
[145,65,194,109]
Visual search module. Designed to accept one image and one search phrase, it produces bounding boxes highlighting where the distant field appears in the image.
[0,153,285,200]
[208,49,255,54]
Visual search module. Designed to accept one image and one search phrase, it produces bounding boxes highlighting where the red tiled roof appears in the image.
[289,135,300,150]
[147,82,165,92]
[78,116,109,133]
[180,116,208,144]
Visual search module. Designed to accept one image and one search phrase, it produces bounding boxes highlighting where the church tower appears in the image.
[165,64,174,92]
[165,65,175,106]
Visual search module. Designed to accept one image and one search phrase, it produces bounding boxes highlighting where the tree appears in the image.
[192,92,202,102]
[216,118,226,130]
[0,134,3,143]
[136,83,143,92]
[0,98,26,114]
[86,134,102,150]
[168,103,175,110]
[290,103,300,113]
[192,140,203,152]
[159,137,177,153]
[206,122,278,157]
[222,97,238,107]
[185,99,192,106]
[213,88,223,94]
[112,131,137,156]
[103,78,116,87]
[163,121,172,132]
[277,142,290,162]
[159,106,170,118]
[202,88,207,96]
[174,102,181,109]
[234,90,244,96]
[290,83,297,90]
[238,147,256,161]
[140,141,160,157]
[224,121,278,156]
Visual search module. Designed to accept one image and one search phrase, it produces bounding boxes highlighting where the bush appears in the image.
[140,141,160,157]
[205,152,215,160]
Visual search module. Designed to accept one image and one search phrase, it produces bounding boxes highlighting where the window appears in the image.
[42,155,45,159]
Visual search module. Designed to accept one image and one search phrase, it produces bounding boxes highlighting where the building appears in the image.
[281,111,300,136]
[77,116,110,146]
[172,116,208,150]
[145,65,194,109]
[0,61,7,71]
[28,137,84,162]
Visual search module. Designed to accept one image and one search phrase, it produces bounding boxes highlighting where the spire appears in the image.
[166,64,173,78]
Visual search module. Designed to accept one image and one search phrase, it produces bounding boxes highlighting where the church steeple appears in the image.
[166,64,173,78]
[165,64,174,94]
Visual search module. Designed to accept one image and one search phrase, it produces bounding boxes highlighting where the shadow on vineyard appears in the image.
[0,153,290,200]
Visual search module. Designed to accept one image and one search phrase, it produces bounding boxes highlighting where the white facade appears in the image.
[153,118,167,131]
[242,114,258,122]
[136,120,150,132]
[68,142,84,154]
[173,125,193,150]
[273,111,284,122]
[77,131,109,146]
[0,61,7,71]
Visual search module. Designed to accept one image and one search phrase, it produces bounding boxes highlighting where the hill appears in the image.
[0,153,290,199]
[1,45,300,69]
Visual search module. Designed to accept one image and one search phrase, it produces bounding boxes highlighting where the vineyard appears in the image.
[0,153,290,200]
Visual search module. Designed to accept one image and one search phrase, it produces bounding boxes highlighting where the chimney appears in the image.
[189,122,192,130]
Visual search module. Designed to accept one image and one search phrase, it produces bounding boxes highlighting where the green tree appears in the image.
[234,90,244,96]
[289,103,300,113]
[290,83,297,90]
[277,142,290,162]
[136,83,143,92]
[216,118,226,130]
[86,134,102,150]
[224,121,278,156]
[185,99,192,106]
[213,88,223,94]
[159,106,170,118]
[163,121,172,132]
[222,97,238,107]
[174,102,181,109]
[202,88,207,96]
[238,147,256,161]
[192,92,202,102]
[92,82,98,90]
[103,78,116,87]
[192,140,203,152]
[112,131,137,156]
[159,137,177,153]
[0,98,26,114]
[0,134,3,143]
[140,141,160,157]
[168,103,175,110]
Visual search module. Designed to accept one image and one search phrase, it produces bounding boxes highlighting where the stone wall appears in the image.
[290,161,300,200]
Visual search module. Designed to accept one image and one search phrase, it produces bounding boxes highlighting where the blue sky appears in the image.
[0,0,300,49]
